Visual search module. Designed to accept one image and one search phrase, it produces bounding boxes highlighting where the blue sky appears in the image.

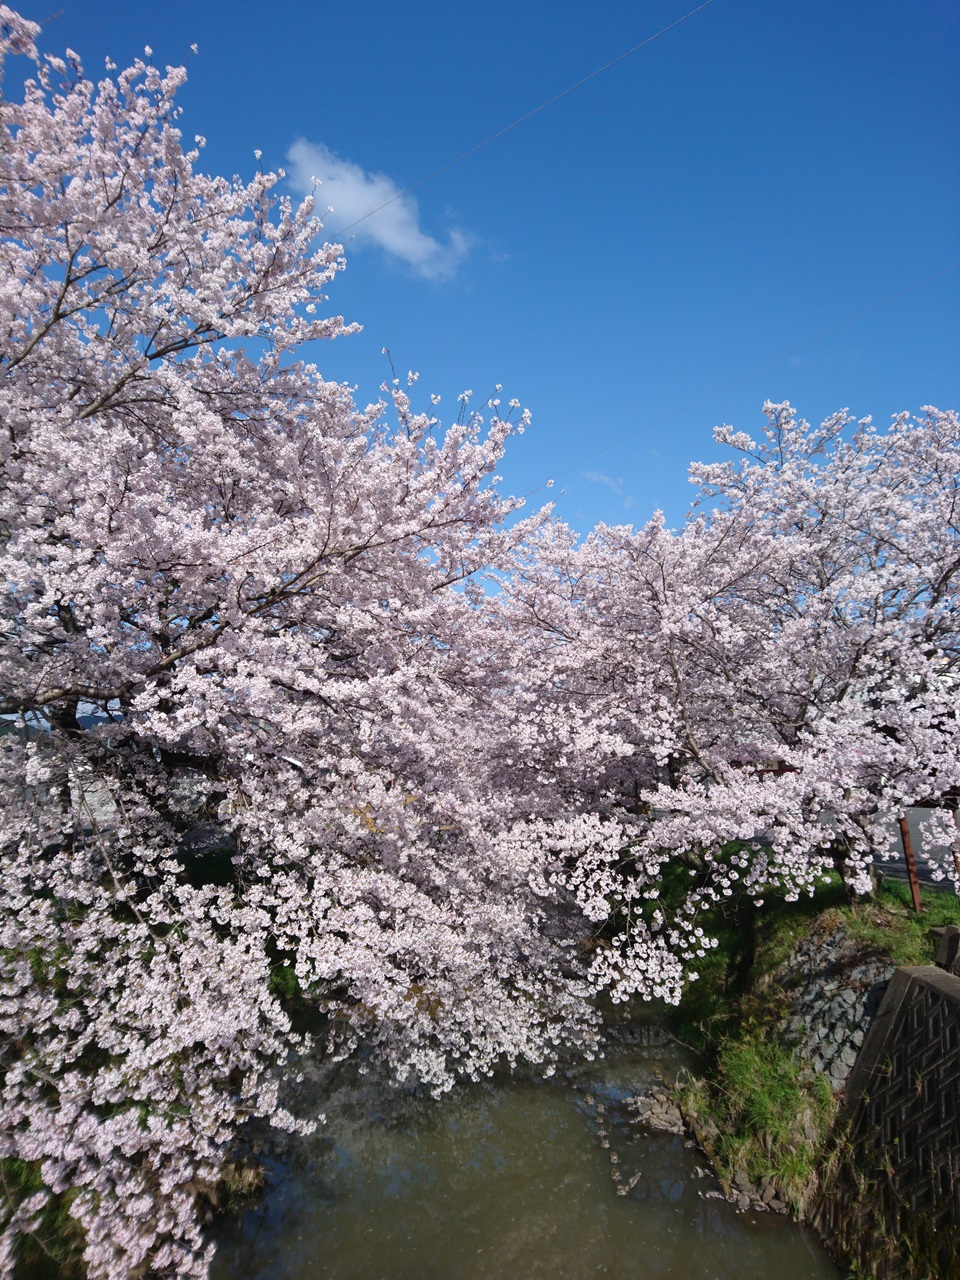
[35,0,960,532]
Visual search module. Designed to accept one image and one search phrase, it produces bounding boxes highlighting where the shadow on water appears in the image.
[210,1024,839,1280]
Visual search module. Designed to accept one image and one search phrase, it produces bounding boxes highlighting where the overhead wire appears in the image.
[328,0,718,240]
[313,0,954,505]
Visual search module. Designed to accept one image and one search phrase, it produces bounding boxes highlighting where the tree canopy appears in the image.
[1,10,957,1277]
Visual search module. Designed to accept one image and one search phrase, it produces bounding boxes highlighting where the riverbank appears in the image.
[16,873,953,1279]
[210,1024,838,1280]
[661,875,959,1276]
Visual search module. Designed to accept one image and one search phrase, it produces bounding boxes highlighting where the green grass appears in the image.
[670,871,957,1049]
[666,866,848,1051]
[670,869,959,1219]
[682,1026,838,1215]
[268,955,304,1004]
[750,875,848,974]
[842,877,958,966]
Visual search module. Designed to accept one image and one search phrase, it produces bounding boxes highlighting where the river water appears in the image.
[211,1025,839,1280]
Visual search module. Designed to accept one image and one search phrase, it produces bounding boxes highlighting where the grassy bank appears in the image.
[666,871,958,1217]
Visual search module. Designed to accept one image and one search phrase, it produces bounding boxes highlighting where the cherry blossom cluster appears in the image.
[502,401,960,980]
[0,15,602,1273]
[1,9,957,1277]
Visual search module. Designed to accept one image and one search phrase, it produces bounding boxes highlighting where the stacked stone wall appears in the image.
[771,916,894,1091]
[666,911,960,1276]
[815,952,960,1279]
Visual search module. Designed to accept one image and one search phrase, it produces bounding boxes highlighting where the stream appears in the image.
[211,1024,839,1280]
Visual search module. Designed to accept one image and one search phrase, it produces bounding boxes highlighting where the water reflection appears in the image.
[211,1037,838,1280]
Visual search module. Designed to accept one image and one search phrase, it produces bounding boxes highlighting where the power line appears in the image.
[329,0,717,239]
[532,256,960,492]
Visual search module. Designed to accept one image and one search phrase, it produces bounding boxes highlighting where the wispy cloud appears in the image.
[287,139,471,280]
[583,469,634,511]
[583,469,624,495]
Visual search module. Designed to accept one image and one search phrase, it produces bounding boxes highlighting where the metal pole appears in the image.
[898,814,923,914]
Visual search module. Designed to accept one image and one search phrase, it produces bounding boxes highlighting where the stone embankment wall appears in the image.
[671,911,960,1278]
[814,930,960,1280]
[769,918,960,1276]
[771,916,894,1092]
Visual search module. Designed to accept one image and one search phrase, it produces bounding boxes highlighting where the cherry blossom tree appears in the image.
[0,13,614,1276]
[502,402,960,990]
[2,9,958,1278]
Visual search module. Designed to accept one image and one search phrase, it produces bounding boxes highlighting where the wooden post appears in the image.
[898,814,923,914]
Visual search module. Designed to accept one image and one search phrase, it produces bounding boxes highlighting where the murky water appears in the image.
[211,1029,839,1280]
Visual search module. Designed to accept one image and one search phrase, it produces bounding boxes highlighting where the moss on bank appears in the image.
[667,873,958,1221]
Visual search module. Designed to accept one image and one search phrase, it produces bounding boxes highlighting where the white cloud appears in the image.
[583,469,623,495]
[583,469,633,510]
[287,139,470,280]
